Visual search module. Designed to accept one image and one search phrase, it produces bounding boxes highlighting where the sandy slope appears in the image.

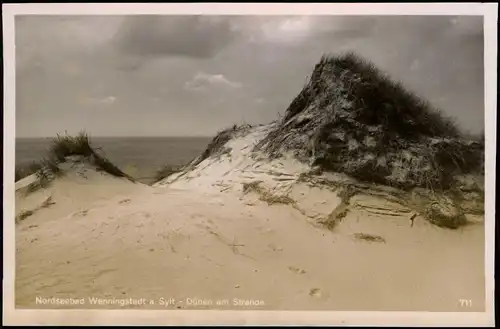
[15,126,485,312]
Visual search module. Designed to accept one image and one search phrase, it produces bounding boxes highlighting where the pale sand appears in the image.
[15,127,485,312]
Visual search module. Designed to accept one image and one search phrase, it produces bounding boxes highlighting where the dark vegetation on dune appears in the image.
[15,131,133,185]
[51,132,133,180]
[153,164,181,183]
[152,123,255,185]
[189,123,254,168]
[255,53,484,192]
[15,158,63,187]
[15,161,43,182]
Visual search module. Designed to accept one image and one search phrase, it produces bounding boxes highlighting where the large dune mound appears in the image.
[15,155,147,226]
[159,54,484,230]
[14,132,144,225]
[255,53,484,191]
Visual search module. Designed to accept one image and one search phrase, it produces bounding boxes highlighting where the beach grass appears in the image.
[154,164,181,183]
[15,131,133,185]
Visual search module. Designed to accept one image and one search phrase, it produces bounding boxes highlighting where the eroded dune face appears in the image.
[15,127,485,312]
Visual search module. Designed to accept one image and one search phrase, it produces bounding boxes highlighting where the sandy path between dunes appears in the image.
[15,183,485,312]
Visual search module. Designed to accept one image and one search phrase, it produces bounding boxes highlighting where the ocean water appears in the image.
[15,137,212,184]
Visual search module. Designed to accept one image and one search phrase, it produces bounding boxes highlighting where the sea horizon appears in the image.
[15,136,212,184]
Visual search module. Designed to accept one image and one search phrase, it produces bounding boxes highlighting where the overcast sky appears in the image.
[15,15,484,137]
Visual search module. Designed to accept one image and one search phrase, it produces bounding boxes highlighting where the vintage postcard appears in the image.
[2,2,497,326]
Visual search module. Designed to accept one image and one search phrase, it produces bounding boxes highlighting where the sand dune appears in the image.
[15,126,485,312]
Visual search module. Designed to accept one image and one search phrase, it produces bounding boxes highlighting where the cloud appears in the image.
[112,16,241,59]
[86,96,117,105]
[184,72,243,91]
[259,16,315,44]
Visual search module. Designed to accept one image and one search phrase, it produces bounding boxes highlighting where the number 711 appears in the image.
[459,299,472,307]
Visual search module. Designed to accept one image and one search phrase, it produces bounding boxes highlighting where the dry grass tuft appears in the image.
[318,202,350,231]
[154,165,181,183]
[15,195,56,224]
[242,180,296,206]
[259,193,296,206]
[242,181,264,194]
[49,131,93,162]
[352,233,386,243]
[189,124,253,168]
[15,210,34,224]
[422,201,467,229]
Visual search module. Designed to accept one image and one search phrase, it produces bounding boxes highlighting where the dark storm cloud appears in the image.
[112,15,241,59]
